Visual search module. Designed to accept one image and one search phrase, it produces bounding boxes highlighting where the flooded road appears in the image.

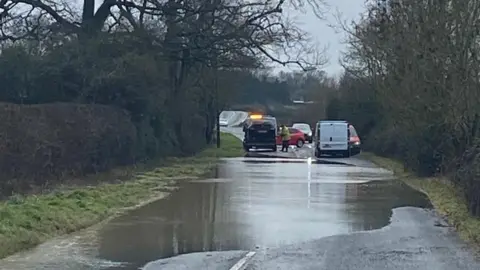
[98,157,428,269]
[0,156,432,270]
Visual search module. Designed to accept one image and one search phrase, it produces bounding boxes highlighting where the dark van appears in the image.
[243,115,278,152]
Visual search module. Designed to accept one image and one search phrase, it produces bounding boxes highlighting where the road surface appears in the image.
[1,115,479,270]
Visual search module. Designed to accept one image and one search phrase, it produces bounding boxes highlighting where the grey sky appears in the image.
[279,0,365,76]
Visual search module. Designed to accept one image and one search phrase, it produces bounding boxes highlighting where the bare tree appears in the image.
[1,0,327,68]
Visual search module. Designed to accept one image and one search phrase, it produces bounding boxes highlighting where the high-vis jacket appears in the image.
[280,126,290,141]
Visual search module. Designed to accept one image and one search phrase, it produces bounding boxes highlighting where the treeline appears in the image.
[229,70,332,109]
[0,0,324,197]
[326,0,480,216]
[231,70,337,125]
[234,74,290,106]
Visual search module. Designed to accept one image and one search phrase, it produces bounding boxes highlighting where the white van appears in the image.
[314,120,350,158]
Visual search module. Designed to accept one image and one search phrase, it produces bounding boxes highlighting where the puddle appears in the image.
[0,157,431,270]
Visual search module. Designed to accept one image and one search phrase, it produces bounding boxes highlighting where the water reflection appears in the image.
[97,180,241,269]
[93,158,430,270]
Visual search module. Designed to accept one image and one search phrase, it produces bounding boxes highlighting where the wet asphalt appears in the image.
[1,128,480,270]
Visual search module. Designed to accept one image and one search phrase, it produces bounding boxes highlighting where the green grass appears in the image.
[361,152,480,246]
[0,132,242,259]
[196,132,244,158]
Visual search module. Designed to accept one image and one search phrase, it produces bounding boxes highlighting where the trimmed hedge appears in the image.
[0,102,137,197]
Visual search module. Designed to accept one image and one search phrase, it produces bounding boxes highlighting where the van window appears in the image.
[349,125,358,137]
[261,118,277,127]
[250,120,274,129]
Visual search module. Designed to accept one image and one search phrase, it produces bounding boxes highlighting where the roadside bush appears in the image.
[0,102,137,198]
[0,35,222,197]
[364,124,400,158]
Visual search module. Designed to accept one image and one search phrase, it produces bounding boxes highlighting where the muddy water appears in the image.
[0,157,430,270]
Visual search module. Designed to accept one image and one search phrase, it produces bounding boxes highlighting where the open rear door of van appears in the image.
[319,122,349,151]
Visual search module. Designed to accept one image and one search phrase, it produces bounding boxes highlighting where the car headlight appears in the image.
[307,132,312,136]
[353,141,360,145]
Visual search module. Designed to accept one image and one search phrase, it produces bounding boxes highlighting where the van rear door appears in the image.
[319,122,349,151]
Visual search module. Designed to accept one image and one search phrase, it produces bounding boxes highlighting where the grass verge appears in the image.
[360,152,480,245]
[0,132,243,259]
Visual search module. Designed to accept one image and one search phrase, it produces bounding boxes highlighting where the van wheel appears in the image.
[244,146,250,152]
[314,149,320,158]
[272,146,277,152]
[342,150,351,158]
[296,139,304,148]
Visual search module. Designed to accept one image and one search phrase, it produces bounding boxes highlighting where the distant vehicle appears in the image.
[292,123,313,143]
[313,120,362,158]
[219,118,229,126]
[276,127,306,148]
[314,120,350,158]
[243,114,278,152]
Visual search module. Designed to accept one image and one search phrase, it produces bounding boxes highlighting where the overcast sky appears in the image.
[88,0,365,77]
[278,0,366,76]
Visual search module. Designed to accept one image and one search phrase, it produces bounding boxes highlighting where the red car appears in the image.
[348,124,361,155]
[276,127,306,148]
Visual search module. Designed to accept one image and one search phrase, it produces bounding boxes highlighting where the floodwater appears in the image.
[0,156,430,270]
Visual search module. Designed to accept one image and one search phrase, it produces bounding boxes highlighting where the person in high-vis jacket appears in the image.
[279,125,291,152]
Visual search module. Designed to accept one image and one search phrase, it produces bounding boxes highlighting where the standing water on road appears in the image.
[0,157,430,270]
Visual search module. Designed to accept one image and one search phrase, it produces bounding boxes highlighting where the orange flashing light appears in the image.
[250,114,263,119]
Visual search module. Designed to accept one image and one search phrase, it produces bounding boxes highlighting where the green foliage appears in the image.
[197,133,243,158]
[0,132,243,259]
[0,103,138,198]
[0,35,218,196]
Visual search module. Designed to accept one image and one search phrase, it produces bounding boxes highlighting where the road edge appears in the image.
[359,152,480,250]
